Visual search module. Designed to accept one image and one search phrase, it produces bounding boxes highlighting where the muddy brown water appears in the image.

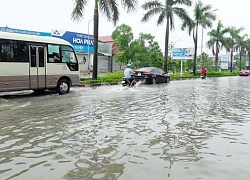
[0,76,250,180]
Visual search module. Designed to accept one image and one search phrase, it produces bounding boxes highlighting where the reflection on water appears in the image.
[1,77,250,179]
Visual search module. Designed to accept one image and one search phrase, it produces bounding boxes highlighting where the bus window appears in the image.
[30,46,36,67]
[0,40,12,61]
[38,47,44,67]
[48,44,61,63]
[13,41,28,62]
[61,45,77,63]
[0,40,29,62]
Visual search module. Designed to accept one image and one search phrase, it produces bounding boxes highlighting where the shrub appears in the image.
[80,70,239,84]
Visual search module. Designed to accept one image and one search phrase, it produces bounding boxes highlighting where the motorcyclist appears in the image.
[124,63,136,86]
[201,67,207,78]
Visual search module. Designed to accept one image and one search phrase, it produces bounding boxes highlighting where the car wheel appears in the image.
[166,77,170,83]
[57,79,70,95]
[152,77,157,84]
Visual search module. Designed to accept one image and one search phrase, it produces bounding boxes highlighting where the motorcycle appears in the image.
[122,76,136,87]
[201,74,206,79]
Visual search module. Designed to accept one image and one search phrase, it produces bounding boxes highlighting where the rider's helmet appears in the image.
[127,63,131,67]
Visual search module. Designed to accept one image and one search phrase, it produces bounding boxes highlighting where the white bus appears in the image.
[0,31,80,94]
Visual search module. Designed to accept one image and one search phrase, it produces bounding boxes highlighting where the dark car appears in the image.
[133,67,170,84]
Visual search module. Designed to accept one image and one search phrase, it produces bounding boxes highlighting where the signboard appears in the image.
[51,29,94,53]
[51,29,112,56]
[172,48,194,60]
[0,27,51,36]
[246,61,249,66]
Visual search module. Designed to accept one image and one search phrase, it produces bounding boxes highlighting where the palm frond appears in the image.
[172,0,192,7]
[142,0,162,10]
[71,0,87,21]
[157,11,167,25]
[99,0,119,25]
[121,0,138,12]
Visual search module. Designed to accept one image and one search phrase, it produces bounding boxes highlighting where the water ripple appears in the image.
[1,77,250,179]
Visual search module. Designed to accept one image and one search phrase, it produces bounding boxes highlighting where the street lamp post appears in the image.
[170,39,181,57]
[87,19,93,74]
[200,9,218,68]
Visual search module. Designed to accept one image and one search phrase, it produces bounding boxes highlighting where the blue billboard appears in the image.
[51,29,94,53]
[0,27,51,36]
[171,48,194,60]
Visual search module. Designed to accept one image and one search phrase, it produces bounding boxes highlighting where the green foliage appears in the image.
[130,33,164,68]
[112,24,134,50]
[142,0,192,72]
[81,71,124,84]
[170,72,196,79]
[112,24,134,64]
[114,51,127,67]
[111,25,164,69]
[80,70,239,84]
[197,52,214,70]
[185,59,194,70]
[170,70,239,79]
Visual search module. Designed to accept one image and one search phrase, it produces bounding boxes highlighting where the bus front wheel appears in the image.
[57,79,70,95]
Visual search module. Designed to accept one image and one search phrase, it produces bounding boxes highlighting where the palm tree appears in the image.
[207,21,229,70]
[245,38,250,67]
[71,0,138,80]
[234,34,248,70]
[181,1,216,75]
[141,0,192,73]
[225,26,244,72]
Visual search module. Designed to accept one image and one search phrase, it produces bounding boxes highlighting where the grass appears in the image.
[80,70,240,84]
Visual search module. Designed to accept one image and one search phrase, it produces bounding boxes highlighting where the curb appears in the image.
[78,82,120,87]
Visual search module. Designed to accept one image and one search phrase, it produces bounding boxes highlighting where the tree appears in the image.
[181,1,216,75]
[112,24,134,64]
[71,0,137,80]
[197,52,214,70]
[225,26,244,72]
[141,0,192,73]
[114,51,127,70]
[125,33,164,68]
[207,21,229,70]
[234,34,248,70]
[245,38,250,68]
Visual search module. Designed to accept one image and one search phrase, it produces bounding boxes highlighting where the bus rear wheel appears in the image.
[57,79,70,95]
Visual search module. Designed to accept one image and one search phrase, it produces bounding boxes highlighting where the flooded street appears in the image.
[1,76,250,180]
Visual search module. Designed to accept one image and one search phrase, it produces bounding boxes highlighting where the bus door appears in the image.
[29,45,46,89]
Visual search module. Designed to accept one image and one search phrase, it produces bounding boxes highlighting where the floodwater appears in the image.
[1,76,250,180]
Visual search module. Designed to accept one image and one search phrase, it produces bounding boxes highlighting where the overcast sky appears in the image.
[0,0,248,54]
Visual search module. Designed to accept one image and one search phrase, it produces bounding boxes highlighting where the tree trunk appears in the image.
[163,18,170,73]
[239,47,242,70]
[215,42,219,71]
[193,23,198,76]
[92,0,99,80]
[230,49,233,72]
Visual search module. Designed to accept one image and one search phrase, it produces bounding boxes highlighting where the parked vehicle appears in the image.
[239,70,250,76]
[133,67,170,84]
